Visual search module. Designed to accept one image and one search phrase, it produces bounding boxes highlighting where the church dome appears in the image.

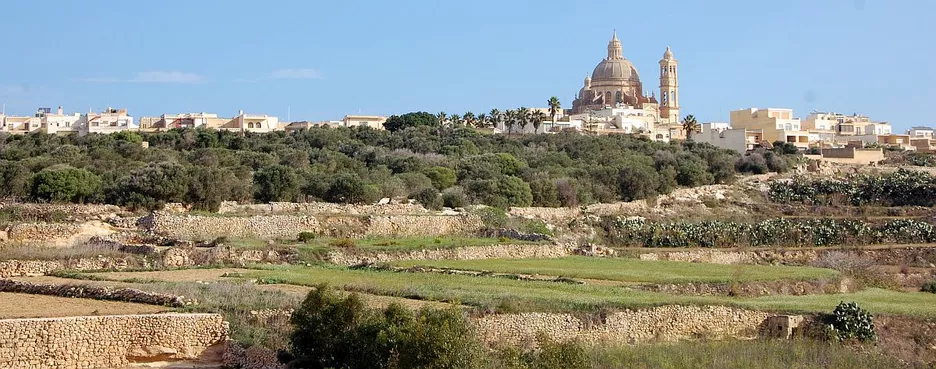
[592,58,640,82]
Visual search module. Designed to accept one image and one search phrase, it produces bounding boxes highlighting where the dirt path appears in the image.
[0,292,169,319]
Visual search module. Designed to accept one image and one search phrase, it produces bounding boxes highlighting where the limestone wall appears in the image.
[0,279,191,307]
[473,305,769,346]
[218,201,430,215]
[0,203,122,220]
[0,313,228,369]
[146,212,483,241]
[223,341,286,369]
[6,223,83,241]
[325,243,572,266]
[637,246,936,267]
[0,257,136,278]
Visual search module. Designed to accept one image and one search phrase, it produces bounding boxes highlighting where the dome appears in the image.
[591,58,640,82]
[663,46,674,60]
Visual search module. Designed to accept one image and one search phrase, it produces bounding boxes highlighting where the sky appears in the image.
[0,0,934,131]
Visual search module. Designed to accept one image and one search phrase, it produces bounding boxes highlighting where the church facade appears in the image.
[571,31,680,125]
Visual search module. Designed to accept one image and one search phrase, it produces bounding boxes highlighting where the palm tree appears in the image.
[504,109,516,137]
[489,108,501,130]
[517,107,531,134]
[437,111,447,127]
[449,113,461,128]
[681,114,700,140]
[476,113,487,129]
[532,111,547,134]
[547,96,561,123]
[463,111,476,128]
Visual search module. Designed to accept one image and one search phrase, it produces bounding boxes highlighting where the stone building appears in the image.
[571,31,680,125]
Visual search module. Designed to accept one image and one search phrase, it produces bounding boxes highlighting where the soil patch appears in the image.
[0,292,169,318]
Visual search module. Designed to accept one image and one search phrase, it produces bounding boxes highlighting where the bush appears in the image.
[829,301,876,342]
[441,187,469,208]
[30,164,102,203]
[286,285,481,369]
[297,232,316,243]
[921,280,936,293]
[414,186,443,210]
[474,207,509,229]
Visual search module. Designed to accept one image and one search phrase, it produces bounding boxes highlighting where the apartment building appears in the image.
[729,108,809,148]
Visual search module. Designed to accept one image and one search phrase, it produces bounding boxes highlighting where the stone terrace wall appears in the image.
[638,246,936,267]
[223,341,286,369]
[0,257,136,278]
[218,201,429,215]
[0,279,190,307]
[146,213,483,241]
[0,313,227,369]
[0,203,122,220]
[6,223,82,242]
[325,243,572,266]
[474,305,769,346]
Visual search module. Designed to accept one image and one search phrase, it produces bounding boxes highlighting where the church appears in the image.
[571,31,681,128]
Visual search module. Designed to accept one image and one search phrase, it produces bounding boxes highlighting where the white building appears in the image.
[692,122,761,153]
[908,126,934,139]
[40,107,82,135]
[77,108,136,135]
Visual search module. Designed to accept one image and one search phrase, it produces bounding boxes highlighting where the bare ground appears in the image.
[0,292,169,318]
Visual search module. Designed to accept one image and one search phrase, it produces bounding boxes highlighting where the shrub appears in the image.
[328,238,356,248]
[414,186,443,210]
[30,165,102,203]
[829,301,876,342]
[286,285,481,369]
[474,207,509,229]
[441,187,469,208]
[297,232,316,243]
[921,280,936,293]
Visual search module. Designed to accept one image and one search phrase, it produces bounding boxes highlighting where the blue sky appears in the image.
[0,0,933,131]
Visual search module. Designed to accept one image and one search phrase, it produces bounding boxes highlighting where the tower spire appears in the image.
[607,29,623,59]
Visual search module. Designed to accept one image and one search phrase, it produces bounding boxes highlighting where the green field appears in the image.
[238,265,936,317]
[391,257,840,284]
[226,236,542,254]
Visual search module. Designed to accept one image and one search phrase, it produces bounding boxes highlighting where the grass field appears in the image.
[391,257,840,284]
[583,339,900,369]
[226,236,543,255]
[232,265,936,317]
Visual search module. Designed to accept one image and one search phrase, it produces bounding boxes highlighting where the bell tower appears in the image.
[659,46,679,123]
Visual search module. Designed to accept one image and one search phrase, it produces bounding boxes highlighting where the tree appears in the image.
[504,109,516,137]
[325,172,378,204]
[489,108,501,130]
[532,110,547,134]
[254,164,301,203]
[383,112,441,132]
[547,96,562,123]
[422,166,457,190]
[463,111,476,128]
[113,161,190,210]
[436,111,447,127]
[517,107,531,134]
[681,114,700,140]
[475,113,487,129]
[30,165,101,203]
[449,113,461,128]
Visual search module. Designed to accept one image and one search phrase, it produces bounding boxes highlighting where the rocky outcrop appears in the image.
[0,279,192,307]
[473,305,769,346]
[0,313,227,369]
[325,244,573,266]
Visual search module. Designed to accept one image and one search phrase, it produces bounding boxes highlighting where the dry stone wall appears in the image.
[146,212,483,241]
[0,257,137,278]
[218,201,430,215]
[325,243,572,266]
[638,246,936,267]
[473,305,769,346]
[0,279,191,307]
[6,223,83,242]
[223,341,286,369]
[0,313,227,369]
[0,203,121,220]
